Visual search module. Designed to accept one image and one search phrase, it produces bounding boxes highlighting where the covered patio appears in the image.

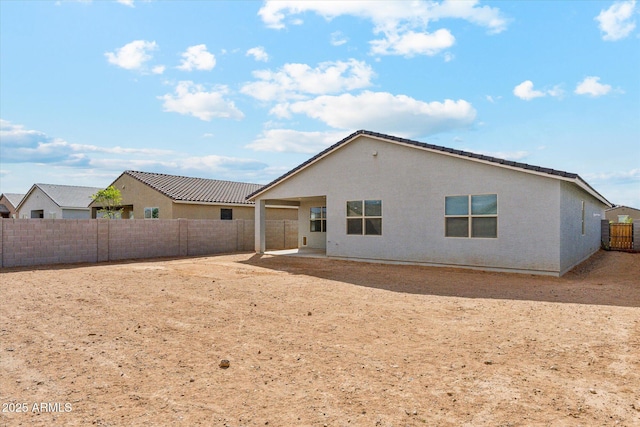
[255,196,326,254]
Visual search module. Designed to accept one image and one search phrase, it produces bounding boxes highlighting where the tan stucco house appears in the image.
[90,170,297,220]
[249,130,612,276]
[16,184,101,219]
[0,193,25,218]
[605,205,640,223]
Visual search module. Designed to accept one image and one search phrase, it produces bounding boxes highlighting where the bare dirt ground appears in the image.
[1,250,639,427]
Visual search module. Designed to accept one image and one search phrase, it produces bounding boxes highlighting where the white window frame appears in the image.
[144,207,159,219]
[581,201,585,235]
[346,200,382,236]
[310,206,326,232]
[445,194,498,238]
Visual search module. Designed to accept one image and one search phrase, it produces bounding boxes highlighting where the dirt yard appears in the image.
[1,250,639,426]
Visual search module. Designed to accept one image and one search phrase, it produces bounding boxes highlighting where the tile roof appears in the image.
[35,184,102,208]
[124,171,261,205]
[247,129,610,206]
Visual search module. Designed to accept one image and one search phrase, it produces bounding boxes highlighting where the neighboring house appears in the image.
[249,130,612,277]
[0,193,25,218]
[89,170,297,220]
[16,184,101,219]
[605,205,640,223]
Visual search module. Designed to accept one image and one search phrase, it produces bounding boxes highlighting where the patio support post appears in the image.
[255,198,266,253]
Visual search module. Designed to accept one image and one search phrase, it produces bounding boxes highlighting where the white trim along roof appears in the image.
[247,130,612,207]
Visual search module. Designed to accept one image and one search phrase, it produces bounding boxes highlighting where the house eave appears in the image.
[247,130,612,207]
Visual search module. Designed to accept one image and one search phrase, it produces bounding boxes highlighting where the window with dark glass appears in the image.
[310,207,326,232]
[221,208,233,220]
[347,200,382,235]
[445,194,497,238]
[144,207,159,219]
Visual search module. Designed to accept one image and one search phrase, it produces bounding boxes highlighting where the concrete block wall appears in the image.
[1,219,97,268]
[634,220,640,251]
[265,219,298,250]
[97,220,109,262]
[601,219,610,248]
[1,219,298,268]
[242,220,255,252]
[186,219,238,256]
[108,220,181,261]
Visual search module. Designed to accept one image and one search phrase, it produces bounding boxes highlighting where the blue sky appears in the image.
[1,0,639,207]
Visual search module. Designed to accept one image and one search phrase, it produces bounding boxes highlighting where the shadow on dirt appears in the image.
[240,250,640,308]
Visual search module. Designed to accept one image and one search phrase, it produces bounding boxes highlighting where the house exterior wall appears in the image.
[17,187,62,219]
[559,182,607,275]
[107,173,175,219]
[173,203,255,220]
[298,200,327,249]
[0,195,19,218]
[62,208,92,219]
[605,206,640,222]
[257,135,571,275]
[98,173,297,220]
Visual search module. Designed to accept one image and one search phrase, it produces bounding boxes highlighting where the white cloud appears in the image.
[246,46,269,62]
[241,59,374,102]
[258,1,507,57]
[0,119,269,184]
[180,155,267,172]
[370,28,455,57]
[513,80,546,100]
[116,0,134,7]
[274,91,476,138]
[246,129,347,153]
[0,119,170,165]
[259,1,506,32]
[105,40,160,72]
[547,85,565,99]
[330,31,348,46]
[583,168,640,183]
[574,76,612,97]
[177,44,216,71]
[159,81,244,121]
[595,0,637,41]
[152,65,166,75]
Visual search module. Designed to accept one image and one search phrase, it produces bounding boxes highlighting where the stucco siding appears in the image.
[605,206,640,222]
[108,174,174,219]
[61,208,92,219]
[298,199,327,249]
[257,135,564,274]
[172,203,253,220]
[559,181,606,274]
[17,187,61,219]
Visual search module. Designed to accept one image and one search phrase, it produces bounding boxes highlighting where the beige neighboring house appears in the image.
[90,170,297,220]
[0,193,25,218]
[249,130,612,277]
[605,205,640,223]
[16,184,102,219]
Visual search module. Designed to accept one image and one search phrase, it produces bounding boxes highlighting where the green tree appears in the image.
[92,186,123,219]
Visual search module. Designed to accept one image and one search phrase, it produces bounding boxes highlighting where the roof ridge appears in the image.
[125,170,261,186]
[247,129,608,205]
[124,170,261,204]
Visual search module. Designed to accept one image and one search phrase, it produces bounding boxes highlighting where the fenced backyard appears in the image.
[602,219,639,252]
[1,250,638,426]
[0,218,297,268]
